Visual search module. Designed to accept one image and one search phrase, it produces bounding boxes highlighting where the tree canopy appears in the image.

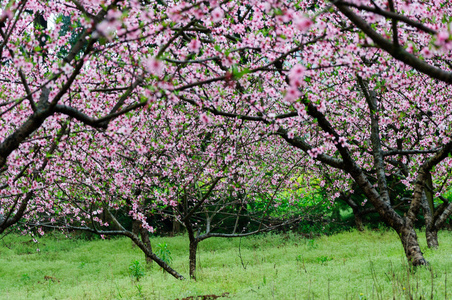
[1,0,452,273]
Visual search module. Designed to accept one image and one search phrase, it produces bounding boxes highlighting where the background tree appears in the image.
[28,101,305,280]
[0,0,150,234]
[151,0,452,266]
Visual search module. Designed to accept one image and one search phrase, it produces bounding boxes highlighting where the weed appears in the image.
[135,284,144,298]
[155,242,172,265]
[316,255,333,265]
[295,255,307,273]
[21,273,31,281]
[128,260,145,282]
[306,238,318,250]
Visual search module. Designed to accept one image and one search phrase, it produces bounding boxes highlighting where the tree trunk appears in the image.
[189,239,198,280]
[184,217,199,280]
[425,228,439,249]
[349,171,428,266]
[338,192,365,231]
[131,219,140,248]
[140,226,153,265]
[104,208,184,279]
[421,191,439,249]
[398,224,427,266]
[172,218,181,235]
[129,232,185,280]
[354,212,364,231]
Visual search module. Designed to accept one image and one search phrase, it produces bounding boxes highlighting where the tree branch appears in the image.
[334,2,452,83]
[335,1,436,34]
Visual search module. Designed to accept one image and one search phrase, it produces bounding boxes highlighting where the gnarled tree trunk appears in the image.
[131,219,140,248]
[339,192,365,231]
[421,191,439,249]
[425,229,439,249]
[139,225,153,265]
[184,218,199,280]
[354,212,364,231]
[398,223,427,266]
[189,239,199,280]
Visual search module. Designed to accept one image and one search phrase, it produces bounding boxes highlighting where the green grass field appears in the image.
[1,229,452,299]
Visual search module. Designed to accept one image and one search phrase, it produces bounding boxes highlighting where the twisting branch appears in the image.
[387,0,398,46]
[333,1,437,34]
[196,217,302,242]
[357,76,390,204]
[333,2,452,84]
[407,141,452,222]
[0,120,70,233]
[157,20,196,58]
[382,148,441,156]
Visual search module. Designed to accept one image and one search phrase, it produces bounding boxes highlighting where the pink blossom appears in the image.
[338,136,349,148]
[142,223,154,233]
[0,9,12,21]
[96,20,117,37]
[406,43,414,54]
[200,112,212,124]
[225,153,234,163]
[420,47,434,58]
[168,7,182,22]
[211,7,224,22]
[288,64,306,87]
[435,31,452,51]
[307,147,324,159]
[222,55,235,67]
[436,31,449,45]
[192,9,204,19]
[294,16,313,32]
[188,39,202,53]
[290,65,306,79]
[107,9,122,20]
[284,86,301,103]
[261,2,272,13]
[61,63,74,76]
[143,57,164,76]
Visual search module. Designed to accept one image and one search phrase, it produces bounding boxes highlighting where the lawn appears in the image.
[1,229,451,299]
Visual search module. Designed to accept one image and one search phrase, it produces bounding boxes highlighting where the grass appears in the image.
[1,229,452,299]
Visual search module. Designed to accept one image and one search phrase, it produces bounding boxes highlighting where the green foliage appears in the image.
[56,15,87,59]
[128,260,145,282]
[306,238,318,250]
[134,284,144,298]
[155,242,173,265]
[70,230,103,241]
[315,255,333,265]
[21,273,31,281]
